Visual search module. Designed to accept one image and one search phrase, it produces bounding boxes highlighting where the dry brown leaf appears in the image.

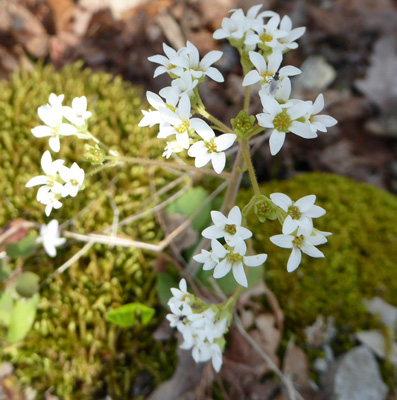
[147,345,206,400]
[46,0,75,34]
[355,36,397,113]
[0,219,35,252]
[254,314,281,362]
[282,344,311,389]
[0,2,49,58]
[162,213,198,251]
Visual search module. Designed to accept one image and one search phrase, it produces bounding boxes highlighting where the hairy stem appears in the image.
[241,138,261,197]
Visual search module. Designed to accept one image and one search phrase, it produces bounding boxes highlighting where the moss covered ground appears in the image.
[0,62,180,399]
[239,173,397,348]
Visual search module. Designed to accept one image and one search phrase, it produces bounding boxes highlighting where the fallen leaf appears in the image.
[147,343,206,400]
[1,2,49,58]
[355,35,397,113]
[254,314,281,362]
[363,297,397,332]
[0,219,35,252]
[46,0,75,34]
[355,330,397,366]
[282,344,311,389]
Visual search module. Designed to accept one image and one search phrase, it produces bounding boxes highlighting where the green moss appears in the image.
[0,62,181,399]
[238,173,397,347]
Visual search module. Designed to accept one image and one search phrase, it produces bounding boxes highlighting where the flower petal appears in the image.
[287,247,302,272]
[232,262,248,287]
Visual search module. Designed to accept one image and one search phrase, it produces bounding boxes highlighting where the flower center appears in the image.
[177,121,190,133]
[260,33,273,43]
[261,72,272,81]
[205,139,217,153]
[70,179,79,187]
[53,125,60,136]
[288,205,301,220]
[273,110,291,132]
[225,224,236,235]
[292,235,304,248]
[227,251,242,264]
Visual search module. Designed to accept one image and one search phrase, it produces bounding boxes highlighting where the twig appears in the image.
[117,180,192,228]
[40,240,96,288]
[107,192,120,248]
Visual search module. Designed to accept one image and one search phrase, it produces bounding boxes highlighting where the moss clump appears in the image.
[238,173,397,347]
[0,62,181,399]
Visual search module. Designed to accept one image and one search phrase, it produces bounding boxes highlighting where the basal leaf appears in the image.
[106,303,155,328]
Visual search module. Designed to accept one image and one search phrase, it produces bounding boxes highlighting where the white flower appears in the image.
[159,71,199,99]
[25,150,64,195]
[166,302,193,334]
[40,93,64,113]
[270,193,326,235]
[172,41,224,82]
[162,141,184,159]
[213,5,275,42]
[63,96,92,126]
[213,8,248,40]
[305,94,338,134]
[256,94,315,155]
[139,90,179,128]
[242,51,301,87]
[202,206,252,246]
[259,74,292,101]
[32,97,77,152]
[59,162,85,198]
[245,15,287,50]
[168,279,191,310]
[157,94,211,150]
[214,240,267,287]
[188,130,236,174]
[275,15,306,52]
[193,240,225,271]
[148,42,187,78]
[270,232,328,272]
[36,219,66,257]
[36,187,63,216]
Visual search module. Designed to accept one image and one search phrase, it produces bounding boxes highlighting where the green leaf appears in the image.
[6,234,38,258]
[106,303,155,328]
[0,290,14,326]
[156,273,178,307]
[15,272,40,298]
[7,294,39,343]
[166,187,211,232]
[0,259,11,283]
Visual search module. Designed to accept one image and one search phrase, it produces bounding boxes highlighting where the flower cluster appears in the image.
[26,94,89,216]
[269,193,331,272]
[212,4,337,156]
[26,151,84,216]
[140,43,237,173]
[193,206,268,287]
[31,93,91,152]
[166,279,229,372]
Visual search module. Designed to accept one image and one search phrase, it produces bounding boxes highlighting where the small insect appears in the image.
[269,71,280,95]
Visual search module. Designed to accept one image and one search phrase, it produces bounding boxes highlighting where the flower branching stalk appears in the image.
[25,3,337,375]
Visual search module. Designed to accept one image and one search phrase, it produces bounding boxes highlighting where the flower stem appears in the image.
[244,86,251,113]
[241,138,261,197]
[86,161,118,177]
[221,144,244,214]
[105,155,233,179]
[195,105,231,133]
